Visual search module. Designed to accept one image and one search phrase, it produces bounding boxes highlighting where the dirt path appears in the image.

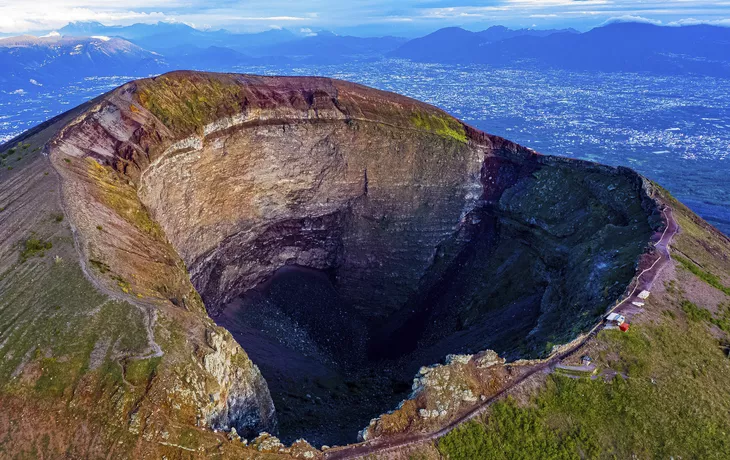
[323,206,679,460]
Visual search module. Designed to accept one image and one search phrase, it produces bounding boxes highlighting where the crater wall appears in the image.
[46,71,660,446]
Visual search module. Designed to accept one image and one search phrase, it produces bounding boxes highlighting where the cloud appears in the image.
[601,15,663,26]
[667,17,730,27]
[386,17,414,22]
[0,5,168,33]
[230,16,310,21]
[299,27,317,36]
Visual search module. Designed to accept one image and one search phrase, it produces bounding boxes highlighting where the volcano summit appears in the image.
[0,72,670,456]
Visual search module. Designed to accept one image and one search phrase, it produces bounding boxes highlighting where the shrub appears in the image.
[89,259,111,274]
[20,237,53,262]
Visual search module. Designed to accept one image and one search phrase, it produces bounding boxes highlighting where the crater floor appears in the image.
[214,167,655,446]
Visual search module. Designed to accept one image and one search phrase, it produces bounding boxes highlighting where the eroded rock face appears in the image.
[203,329,276,436]
[46,71,660,446]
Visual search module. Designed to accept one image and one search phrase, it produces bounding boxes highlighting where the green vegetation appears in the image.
[439,320,730,459]
[89,258,111,274]
[440,400,598,459]
[34,357,77,397]
[674,254,730,296]
[86,159,165,240]
[20,237,53,262]
[411,110,468,143]
[63,158,71,163]
[52,213,64,223]
[681,299,713,322]
[681,299,730,333]
[0,258,149,389]
[124,357,161,386]
[112,275,132,294]
[137,75,244,135]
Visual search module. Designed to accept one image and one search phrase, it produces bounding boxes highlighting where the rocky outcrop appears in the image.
[204,328,276,436]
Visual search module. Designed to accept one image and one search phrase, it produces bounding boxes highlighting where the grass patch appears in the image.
[675,255,730,296]
[34,357,78,398]
[681,299,730,333]
[681,299,713,323]
[124,357,161,386]
[439,398,598,459]
[438,318,730,459]
[137,74,245,135]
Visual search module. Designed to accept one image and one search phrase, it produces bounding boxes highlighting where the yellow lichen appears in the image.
[411,110,468,143]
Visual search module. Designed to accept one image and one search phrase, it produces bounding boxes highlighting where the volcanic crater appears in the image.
[47,72,660,447]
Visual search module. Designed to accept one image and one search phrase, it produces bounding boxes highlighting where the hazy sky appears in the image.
[1,0,729,36]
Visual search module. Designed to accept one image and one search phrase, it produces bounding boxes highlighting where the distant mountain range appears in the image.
[0,35,165,86]
[391,23,730,77]
[389,25,578,62]
[255,31,406,61]
[59,21,297,55]
[1,21,729,89]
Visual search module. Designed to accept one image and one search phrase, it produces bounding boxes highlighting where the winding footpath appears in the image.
[324,206,679,460]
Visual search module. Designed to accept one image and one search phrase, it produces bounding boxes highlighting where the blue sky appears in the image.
[1,0,729,36]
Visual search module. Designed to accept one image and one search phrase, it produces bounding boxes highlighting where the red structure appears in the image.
[619,323,630,332]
